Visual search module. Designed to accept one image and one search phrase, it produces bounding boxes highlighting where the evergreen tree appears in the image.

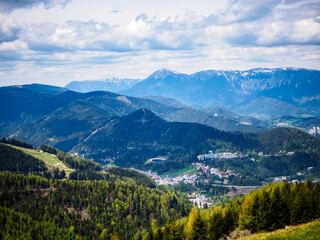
[208,211,226,240]
[257,189,271,231]
[269,185,289,230]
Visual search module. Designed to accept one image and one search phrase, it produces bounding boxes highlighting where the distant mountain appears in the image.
[234,96,310,119]
[15,83,67,96]
[0,84,68,136]
[144,95,188,108]
[0,84,266,146]
[123,68,320,119]
[65,78,140,93]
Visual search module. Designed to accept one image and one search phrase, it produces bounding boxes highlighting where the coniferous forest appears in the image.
[0,171,191,239]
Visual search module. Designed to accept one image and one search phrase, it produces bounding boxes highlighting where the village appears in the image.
[141,150,318,208]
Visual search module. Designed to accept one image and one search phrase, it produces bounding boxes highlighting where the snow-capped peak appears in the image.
[149,68,180,79]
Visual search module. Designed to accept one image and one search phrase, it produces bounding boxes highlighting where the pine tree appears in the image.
[239,193,259,233]
[208,211,226,240]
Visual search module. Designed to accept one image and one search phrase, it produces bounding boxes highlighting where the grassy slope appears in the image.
[243,219,320,240]
[4,144,74,176]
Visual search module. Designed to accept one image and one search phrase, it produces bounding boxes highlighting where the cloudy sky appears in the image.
[0,0,319,86]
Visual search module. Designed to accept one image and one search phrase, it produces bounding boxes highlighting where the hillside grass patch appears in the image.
[242,218,320,240]
[6,144,74,175]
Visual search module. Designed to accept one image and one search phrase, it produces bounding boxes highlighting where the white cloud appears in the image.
[0,0,319,86]
[206,0,320,47]
[0,40,32,60]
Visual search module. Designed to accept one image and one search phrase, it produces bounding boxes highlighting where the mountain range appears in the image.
[122,68,320,119]
[1,67,320,173]
[0,83,266,145]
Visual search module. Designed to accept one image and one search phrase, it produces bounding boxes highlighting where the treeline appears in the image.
[0,172,192,239]
[0,137,33,149]
[149,181,320,240]
[40,145,101,171]
[0,144,46,174]
[68,167,157,188]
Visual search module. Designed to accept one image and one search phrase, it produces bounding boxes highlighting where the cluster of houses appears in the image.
[197,151,238,161]
[274,168,315,184]
[150,174,197,186]
[193,162,239,181]
[189,193,214,208]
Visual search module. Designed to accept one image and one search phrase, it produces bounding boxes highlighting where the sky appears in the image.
[0,0,319,87]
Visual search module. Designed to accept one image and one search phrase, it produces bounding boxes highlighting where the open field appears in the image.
[242,218,320,240]
[164,165,197,178]
[5,144,74,176]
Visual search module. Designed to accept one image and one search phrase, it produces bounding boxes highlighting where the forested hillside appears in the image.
[0,142,192,239]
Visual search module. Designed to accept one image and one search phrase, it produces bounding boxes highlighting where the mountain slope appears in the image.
[203,106,266,126]
[71,109,253,168]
